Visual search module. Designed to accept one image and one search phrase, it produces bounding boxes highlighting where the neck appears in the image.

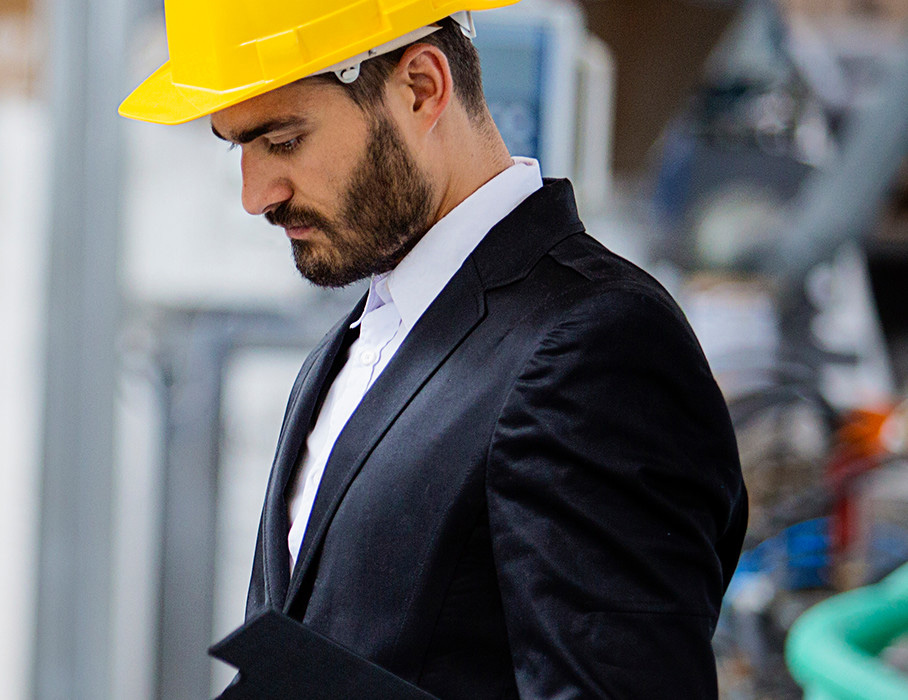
[431,113,515,223]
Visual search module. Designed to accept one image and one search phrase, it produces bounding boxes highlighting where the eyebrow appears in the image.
[211,117,310,145]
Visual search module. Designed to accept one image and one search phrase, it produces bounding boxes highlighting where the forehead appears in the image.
[210,78,359,142]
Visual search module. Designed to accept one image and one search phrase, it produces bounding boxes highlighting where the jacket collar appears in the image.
[471,178,585,290]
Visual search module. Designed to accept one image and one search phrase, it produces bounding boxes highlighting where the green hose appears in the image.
[785,563,908,700]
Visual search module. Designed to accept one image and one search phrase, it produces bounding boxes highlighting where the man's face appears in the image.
[211,79,435,287]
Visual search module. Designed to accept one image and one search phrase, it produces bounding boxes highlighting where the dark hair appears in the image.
[318,18,487,121]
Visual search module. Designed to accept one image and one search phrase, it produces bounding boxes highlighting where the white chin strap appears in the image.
[314,11,476,84]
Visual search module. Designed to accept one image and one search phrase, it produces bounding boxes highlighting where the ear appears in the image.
[388,43,453,133]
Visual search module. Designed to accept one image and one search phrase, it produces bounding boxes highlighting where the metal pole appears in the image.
[33,0,127,696]
[155,314,224,700]
[773,45,908,281]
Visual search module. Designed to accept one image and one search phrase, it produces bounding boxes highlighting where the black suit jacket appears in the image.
[244,179,747,698]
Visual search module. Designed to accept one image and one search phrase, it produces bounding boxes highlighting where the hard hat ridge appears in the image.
[119,0,516,124]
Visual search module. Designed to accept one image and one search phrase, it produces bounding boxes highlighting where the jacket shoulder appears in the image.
[550,233,677,305]
[505,231,692,346]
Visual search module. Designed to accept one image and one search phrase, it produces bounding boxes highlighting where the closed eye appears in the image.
[266,135,304,155]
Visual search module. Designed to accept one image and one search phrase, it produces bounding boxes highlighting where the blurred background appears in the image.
[2,0,908,698]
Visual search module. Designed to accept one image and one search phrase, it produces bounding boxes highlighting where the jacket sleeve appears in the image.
[486,287,747,699]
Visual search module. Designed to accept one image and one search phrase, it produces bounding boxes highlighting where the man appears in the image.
[121,1,747,697]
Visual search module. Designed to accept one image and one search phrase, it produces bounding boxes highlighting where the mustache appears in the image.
[266,201,336,234]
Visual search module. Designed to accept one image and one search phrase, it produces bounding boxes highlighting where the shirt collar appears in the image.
[362,157,541,331]
[350,273,392,328]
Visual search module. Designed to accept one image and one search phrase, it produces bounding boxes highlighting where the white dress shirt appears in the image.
[286,157,543,570]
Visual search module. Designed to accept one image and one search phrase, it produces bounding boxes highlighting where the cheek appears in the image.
[290,140,361,210]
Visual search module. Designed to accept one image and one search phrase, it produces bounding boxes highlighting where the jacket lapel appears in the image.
[261,299,365,609]
[284,260,486,610]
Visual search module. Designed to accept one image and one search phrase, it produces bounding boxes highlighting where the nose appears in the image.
[240,149,293,216]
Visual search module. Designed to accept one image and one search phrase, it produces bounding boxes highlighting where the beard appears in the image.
[265,113,435,288]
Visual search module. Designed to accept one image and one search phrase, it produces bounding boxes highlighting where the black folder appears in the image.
[209,609,438,699]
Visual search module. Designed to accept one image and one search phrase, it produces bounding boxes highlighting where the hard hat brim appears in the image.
[119,61,272,125]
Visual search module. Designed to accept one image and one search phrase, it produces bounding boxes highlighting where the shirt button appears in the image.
[360,349,377,366]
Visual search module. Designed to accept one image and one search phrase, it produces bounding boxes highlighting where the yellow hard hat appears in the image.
[119,0,518,125]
